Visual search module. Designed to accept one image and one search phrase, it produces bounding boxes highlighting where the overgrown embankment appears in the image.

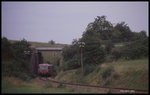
[56,58,148,90]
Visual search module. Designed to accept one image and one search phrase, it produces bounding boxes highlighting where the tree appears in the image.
[111,47,122,60]
[120,37,148,59]
[139,30,147,39]
[1,37,14,60]
[49,40,55,45]
[114,22,133,42]
[81,31,106,65]
[86,16,113,41]
[2,38,32,80]
[62,44,80,71]
[72,39,79,45]
[85,15,147,44]
[12,38,31,72]
[104,40,114,54]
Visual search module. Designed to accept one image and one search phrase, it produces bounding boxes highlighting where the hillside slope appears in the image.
[56,58,148,90]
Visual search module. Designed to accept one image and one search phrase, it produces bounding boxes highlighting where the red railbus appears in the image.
[38,63,53,76]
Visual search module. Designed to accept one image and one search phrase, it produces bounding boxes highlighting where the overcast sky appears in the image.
[2,2,148,44]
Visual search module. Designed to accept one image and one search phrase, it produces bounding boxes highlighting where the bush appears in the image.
[82,35,106,65]
[1,37,14,60]
[61,55,80,71]
[120,38,148,59]
[83,64,96,76]
[111,47,122,61]
[2,60,32,81]
[104,40,114,54]
[62,45,79,61]
[110,37,148,60]
[105,55,114,62]
[101,65,114,79]
[14,72,31,81]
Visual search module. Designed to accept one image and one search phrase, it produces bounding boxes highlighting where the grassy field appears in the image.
[9,39,68,48]
[56,58,149,90]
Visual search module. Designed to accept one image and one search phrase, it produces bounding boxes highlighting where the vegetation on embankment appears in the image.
[56,58,149,90]
[2,76,105,93]
[2,37,34,80]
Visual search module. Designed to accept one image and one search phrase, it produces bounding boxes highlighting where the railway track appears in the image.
[39,77,148,94]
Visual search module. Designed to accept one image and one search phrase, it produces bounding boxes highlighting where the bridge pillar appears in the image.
[30,49,42,75]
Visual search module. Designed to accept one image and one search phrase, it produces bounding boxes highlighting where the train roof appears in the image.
[39,63,53,66]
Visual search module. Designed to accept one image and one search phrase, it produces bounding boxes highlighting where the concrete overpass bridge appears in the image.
[30,47,63,74]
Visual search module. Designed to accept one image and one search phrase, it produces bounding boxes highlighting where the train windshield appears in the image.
[39,65,48,70]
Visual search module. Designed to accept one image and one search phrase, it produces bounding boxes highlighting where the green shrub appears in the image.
[61,55,80,71]
[101,65,114,79]
[2,37,14,60]
[82,36,106,65]
[111,47,122,61]
[75,64,95,76]
[2,37,32,80]
[13,72,31,81]
[120,38,148,59]
[105,55,114,62]
[83,64,96,76]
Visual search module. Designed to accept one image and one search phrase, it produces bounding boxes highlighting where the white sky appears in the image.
[2,2,148,44]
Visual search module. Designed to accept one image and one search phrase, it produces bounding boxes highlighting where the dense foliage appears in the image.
[81,31,106,65]
[61,41,81,71]
[1,37,14,60]
[86,16,147,43]
[120,37,148,59]
[2,37,32,80]
[48,40,55,45]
